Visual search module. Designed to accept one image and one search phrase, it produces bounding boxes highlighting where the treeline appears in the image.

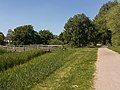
[60,0,120,47]
[61,14,101,47]
[94,0,120,46]
[0,25,63,45]
[0,0,120,47]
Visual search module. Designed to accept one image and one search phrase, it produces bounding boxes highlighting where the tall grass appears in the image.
[0,48,8,55]
[0,49,75,90]
[0,49,45,72]
[33,48,97,90]
[0,48,97,90]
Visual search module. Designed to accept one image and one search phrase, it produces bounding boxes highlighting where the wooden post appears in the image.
[48,46,50,52]
[24,45,25,51]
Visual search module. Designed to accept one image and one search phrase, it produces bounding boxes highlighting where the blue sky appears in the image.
[0,0,113,35]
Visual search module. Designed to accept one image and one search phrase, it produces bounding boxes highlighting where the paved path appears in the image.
[95,47,120,90]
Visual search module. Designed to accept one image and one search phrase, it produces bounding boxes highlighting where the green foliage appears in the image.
[63,13,99,47]
[0,49,75,90]
[0,32,5,45]
[39,30,54,44]
[11,25,41,45]
[33,48,97,90]
[6,29,13,42]
[94,1,118,29]
[0,49,45,72]
[49,39,64,45]
[58,32,64,42]
[7,29,13,37]
[101,29,112,45]
[94,1,119,45]
[106,3,120,46]
[0,48,97,90]
[0,48,8,55]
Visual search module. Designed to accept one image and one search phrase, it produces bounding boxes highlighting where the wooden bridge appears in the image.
[0,45,64,52]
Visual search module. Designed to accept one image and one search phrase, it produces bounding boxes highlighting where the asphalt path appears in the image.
[95,47,120,90]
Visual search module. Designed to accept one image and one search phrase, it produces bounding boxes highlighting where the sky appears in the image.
[0,0,114,36]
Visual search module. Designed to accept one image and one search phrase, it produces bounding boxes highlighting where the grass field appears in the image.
[0,48,97,90]
[33,48,97,90]
[0,48,8,55]
[108,46,120,53]
[0,49,45,72]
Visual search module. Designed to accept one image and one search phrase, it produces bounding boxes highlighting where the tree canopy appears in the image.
[49,39,64,45]
[94,0,119,45]
[0,32,5,45]
[11,25,41,45]
[39,30,54,44]
[63,13,100,47]
[1,0,120,46]
[106,3,120,45]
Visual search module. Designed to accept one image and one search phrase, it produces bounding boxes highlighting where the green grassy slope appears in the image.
[0,49,45,72]
[0,48,97,90]
[32,48,97,90]
[0,48,8,55]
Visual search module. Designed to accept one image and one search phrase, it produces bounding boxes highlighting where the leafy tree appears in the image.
[39,30,54,44]
[58,32,64,42]
[0,32,5,45]
[100,29,112,45]
[94,0,118,29]
[49,39,64,45]
[94,0,118,45]
[6,29,13,43]
[106,3,120,45]
[88,25,102,46]
[7,29,13,38]
[63,13,99,47]
[11,25,41,45]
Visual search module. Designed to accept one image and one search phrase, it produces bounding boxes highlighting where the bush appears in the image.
[49,39,64,45]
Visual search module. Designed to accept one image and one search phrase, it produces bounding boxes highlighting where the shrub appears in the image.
[49,39,64,45]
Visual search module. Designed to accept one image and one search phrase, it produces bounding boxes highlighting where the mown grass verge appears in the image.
[0,49,45,72]
[33,48,97,90]
[0,48,97,90]
[108,46,120,53]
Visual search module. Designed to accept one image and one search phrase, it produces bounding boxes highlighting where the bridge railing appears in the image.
[0,45,64,52]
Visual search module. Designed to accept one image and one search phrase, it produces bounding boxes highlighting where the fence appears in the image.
[0,45,64,52]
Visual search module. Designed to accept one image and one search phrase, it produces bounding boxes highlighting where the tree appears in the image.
[7,29,13,38]
[11,25,41,45]
[63,13,99,47]
[100,29,112,45]
[0,32,5,45]
[106,3,120,45]
[39,30,54,44]
[6,29,13,43]
[88,25,102,46]
[94,1,118,45]
[58,32,64,42]
[33,31,42,44]
[49,39,64,45]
